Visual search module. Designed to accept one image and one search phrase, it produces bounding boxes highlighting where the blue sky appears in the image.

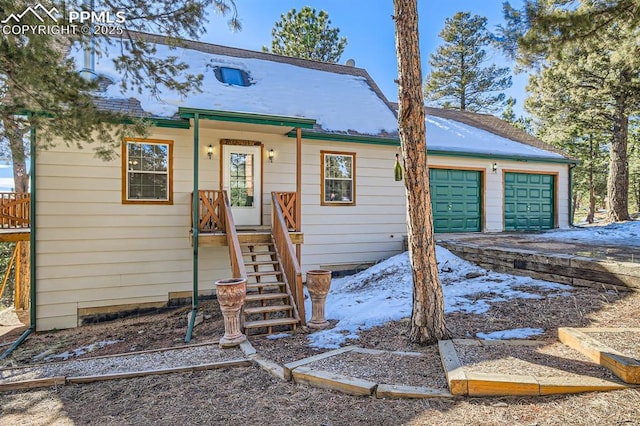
[2,2,528,192]
[204,0,528,114]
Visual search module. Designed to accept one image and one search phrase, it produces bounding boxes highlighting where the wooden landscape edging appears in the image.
[438,340,468,396]
[0,359,251,392]
[439,339,628,397]
[558,327,640,384]
[292,366,378,396]
[282,345,453,399]
[66,359,251,384]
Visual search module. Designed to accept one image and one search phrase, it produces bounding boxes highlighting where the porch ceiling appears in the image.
[192,119,299,135]
[179,107,316,135]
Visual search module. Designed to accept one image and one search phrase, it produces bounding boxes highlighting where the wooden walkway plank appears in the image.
[466,372,539,397]
[66,360,251,384]
[0,376,65,392]
[438,340,468,396]
[375,383,452,399]
[252,355,286,381]
[538,376,627,395]
[283,345,357,381]
[292,366,377,396]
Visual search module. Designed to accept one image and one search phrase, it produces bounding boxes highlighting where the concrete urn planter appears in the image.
[215,278,247,348]
[306,269,332,329]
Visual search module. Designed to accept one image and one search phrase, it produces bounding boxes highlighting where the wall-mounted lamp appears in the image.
[207,144,213,160]
[268,148,274,162]
[491,162,498,173]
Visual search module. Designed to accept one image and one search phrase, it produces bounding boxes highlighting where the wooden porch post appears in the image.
[296,127,302,264]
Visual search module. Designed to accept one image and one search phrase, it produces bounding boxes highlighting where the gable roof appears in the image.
[424,107,568,158]
[77,31,398,137]
[386,103,570,161]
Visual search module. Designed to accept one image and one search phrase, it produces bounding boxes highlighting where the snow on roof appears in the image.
[72,35,398,137]
[74,32,568,161]
[426,115,566,159]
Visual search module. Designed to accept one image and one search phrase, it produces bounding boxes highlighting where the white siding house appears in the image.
[33,32,575,330]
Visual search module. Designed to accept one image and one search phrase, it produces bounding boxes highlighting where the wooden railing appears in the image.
[193,190,225,233]
[271,192,305,325]
[274,192,298,231]
[0,192,30,229]
[192,190,245,278]
[221,191,246,279]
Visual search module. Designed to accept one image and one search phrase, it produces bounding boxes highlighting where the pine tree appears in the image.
[263,6,347,63]
[424,12,512,113]
[501,97,533,134]
[501,0,640,222]
[525,62,611,223]
[0,0,240,192]
[394,0,448,344]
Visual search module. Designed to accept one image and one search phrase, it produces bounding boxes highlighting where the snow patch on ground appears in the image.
[536,219,640,247]
[476,328,545,340]
[34,340,123,362]
[305,246,571,349]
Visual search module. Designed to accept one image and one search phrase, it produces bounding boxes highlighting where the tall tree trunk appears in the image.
[586,136,595,224]
[393,0,448,345]
[15,242,30,311]
[606,73,630,222]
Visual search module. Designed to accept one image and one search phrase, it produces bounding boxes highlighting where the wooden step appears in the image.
[243,318,299,330]
[241,241,273,247]
[243,304,293,315]
[241,251,276,256]
[247,271,282,278]
[247,281,285,288]
[245,260,279,267]
[247,282,285,291]
[245,292,289,302]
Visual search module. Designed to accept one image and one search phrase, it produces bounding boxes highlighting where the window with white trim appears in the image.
[123,139,173,204]
[321,151,356,206]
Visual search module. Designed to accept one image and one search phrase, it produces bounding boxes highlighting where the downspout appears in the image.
[569,163,577,227]
[185,113,200,342]
[0,120,36,360]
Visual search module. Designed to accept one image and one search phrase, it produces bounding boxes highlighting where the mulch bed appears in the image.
[454,340,619,380]
[1,288,640,425]
[586,331,640,360]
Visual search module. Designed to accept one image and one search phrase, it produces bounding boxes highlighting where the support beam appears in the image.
[296,127,302,264]
[186,113,200,343]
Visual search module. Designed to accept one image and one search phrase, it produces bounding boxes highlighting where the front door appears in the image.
[222,144,262,226]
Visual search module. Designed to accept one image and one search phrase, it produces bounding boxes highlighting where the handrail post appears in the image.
[271,192,305,325]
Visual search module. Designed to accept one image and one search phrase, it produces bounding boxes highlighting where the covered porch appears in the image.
[180,108,316,340]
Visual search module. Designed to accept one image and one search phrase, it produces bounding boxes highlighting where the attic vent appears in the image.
[214,66,251,87]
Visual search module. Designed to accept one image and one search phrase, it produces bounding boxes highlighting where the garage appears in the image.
[504,172,555,231]
[429,168,482,233]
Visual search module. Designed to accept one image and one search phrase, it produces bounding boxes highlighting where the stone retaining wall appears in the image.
[439,241,640,292]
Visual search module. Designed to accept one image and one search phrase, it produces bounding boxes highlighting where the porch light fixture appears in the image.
[491,162,498,173]
[207,144,213,160]
[268,148,274,162]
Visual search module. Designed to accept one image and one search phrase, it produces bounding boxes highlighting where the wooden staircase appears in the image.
[241,234,301,335]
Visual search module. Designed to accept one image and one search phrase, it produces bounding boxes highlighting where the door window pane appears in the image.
[230,153,255,207]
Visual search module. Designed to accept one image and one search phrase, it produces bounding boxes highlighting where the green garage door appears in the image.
[429,169,481,233]
[504,172,554,231]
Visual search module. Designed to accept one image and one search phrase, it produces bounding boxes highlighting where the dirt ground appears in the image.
[2,281,640,425]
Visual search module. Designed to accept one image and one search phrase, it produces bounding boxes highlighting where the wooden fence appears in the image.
[0,193,30,229]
